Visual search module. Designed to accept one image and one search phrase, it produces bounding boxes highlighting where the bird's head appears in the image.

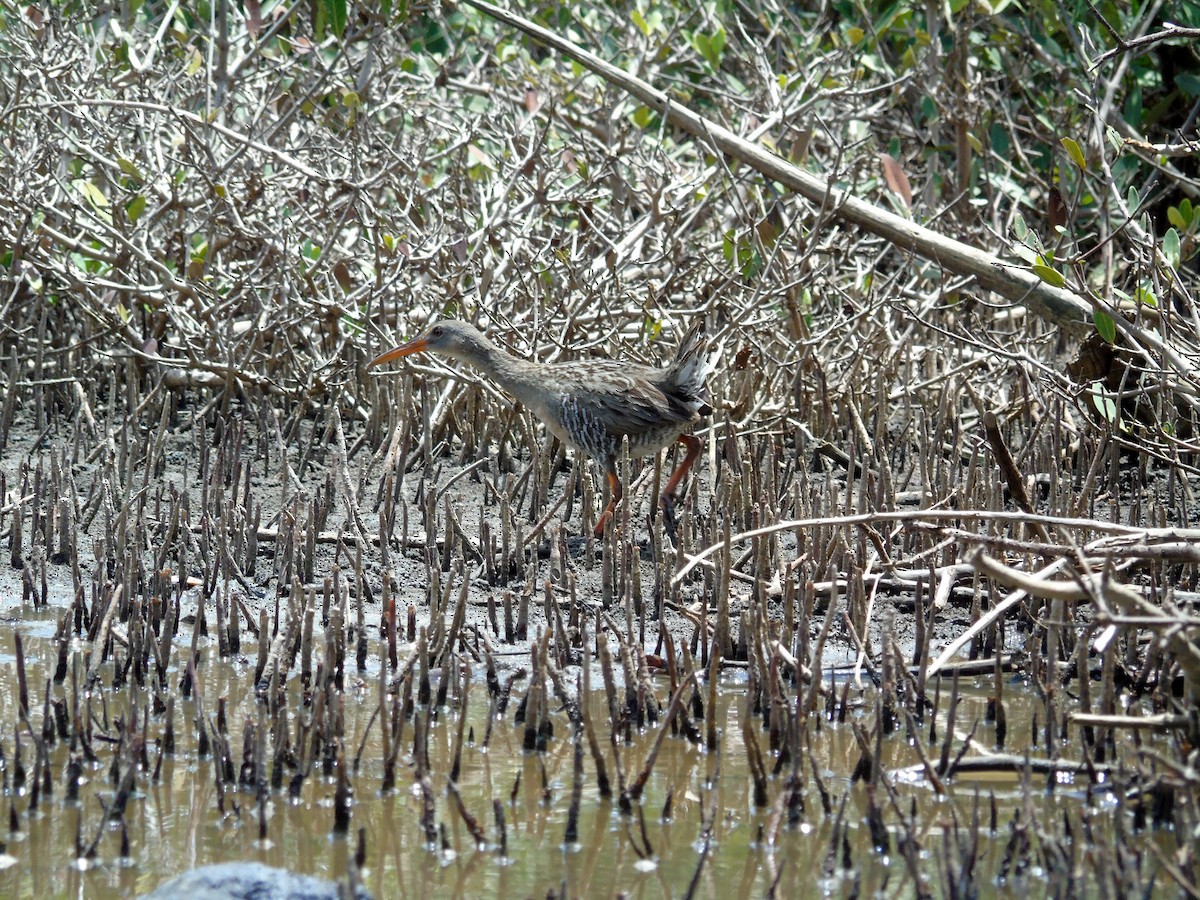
[369,320,493,369]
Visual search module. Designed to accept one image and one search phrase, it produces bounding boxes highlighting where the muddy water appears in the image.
[0,609,1150,900]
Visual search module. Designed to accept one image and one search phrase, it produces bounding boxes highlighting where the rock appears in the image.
[140,861,371,900]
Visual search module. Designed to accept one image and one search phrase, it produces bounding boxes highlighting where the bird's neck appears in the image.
[470,343,546,399]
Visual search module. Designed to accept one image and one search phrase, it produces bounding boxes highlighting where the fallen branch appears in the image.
[673,508,1153,584]
[966,550,1200,697]
[1068,712,1190,731]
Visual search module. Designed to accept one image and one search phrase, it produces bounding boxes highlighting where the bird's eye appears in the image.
[431,326,444,337]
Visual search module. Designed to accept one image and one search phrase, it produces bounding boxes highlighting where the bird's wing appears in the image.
[586,376,694,433]
[546,366,694,452]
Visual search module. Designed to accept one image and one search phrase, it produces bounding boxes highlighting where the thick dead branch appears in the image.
[461,0,1093,336]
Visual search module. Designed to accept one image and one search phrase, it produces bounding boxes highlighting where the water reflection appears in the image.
[0,623,1157,899]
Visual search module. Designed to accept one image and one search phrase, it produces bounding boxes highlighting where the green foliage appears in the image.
[314,0,347,40]
[1060,137,1086,171]
[1031,262,1065,289]
[723,230,761,279]
[689,27,726,71]
[5,0,1198,438]
[1089,381,1120,424]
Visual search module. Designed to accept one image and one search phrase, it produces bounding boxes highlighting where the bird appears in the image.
[369,319,713,537]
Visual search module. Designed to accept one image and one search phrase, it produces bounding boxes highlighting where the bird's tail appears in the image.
[667,320,715,413]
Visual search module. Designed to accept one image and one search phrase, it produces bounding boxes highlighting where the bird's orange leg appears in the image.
[661,435,702,537]
[594,470,622,537]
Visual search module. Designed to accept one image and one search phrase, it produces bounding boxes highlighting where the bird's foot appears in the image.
[593,506,615,539]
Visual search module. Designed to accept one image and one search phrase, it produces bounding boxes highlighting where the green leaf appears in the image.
[1089,382,1118,423]
[1011,212,1028,241]
[117,157,144,181]
[1060,136,1086,170]
[327,0,347,37]
[632,7,662,37]
[1168,206,1187,230]
[1011,243,1038,264]
[1093,309,1116,344]
[1126,185,1140,214]
[126,194,146,224]
[1031,263,1065,288]
[710,27,726,60]
[1164,228,1181,269]
[1177,73,1200,97]
[1105,125,1122,154]
[78,180,108,209]
[691,28,726,69]
[989,123,1010,159]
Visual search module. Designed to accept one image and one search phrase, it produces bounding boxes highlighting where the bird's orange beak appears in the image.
[368,337,429,368]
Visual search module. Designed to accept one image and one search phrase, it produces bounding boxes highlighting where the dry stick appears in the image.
[579,625,611,798]
[673,508,1152,584]
[440,563,471,672]
[447,782,487,849]
[982,412,1037,516]
[461,0,1092,335]
[976,551,1200,693]
[741,674,770,807]
[184,521,430,549]
[802,584,840,721]
[1069,712,1190,731]
[683,789,719,900]
[926,535,1161,676]
[84,584,123,691]
[13,632,28,719]
[449,660,470,784]
[980,411,1057,558]
[705,639,721,756]
[520,487,572,548]
[624,671,695,804]
[564,734,584,846]
[898,751,1114,777]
